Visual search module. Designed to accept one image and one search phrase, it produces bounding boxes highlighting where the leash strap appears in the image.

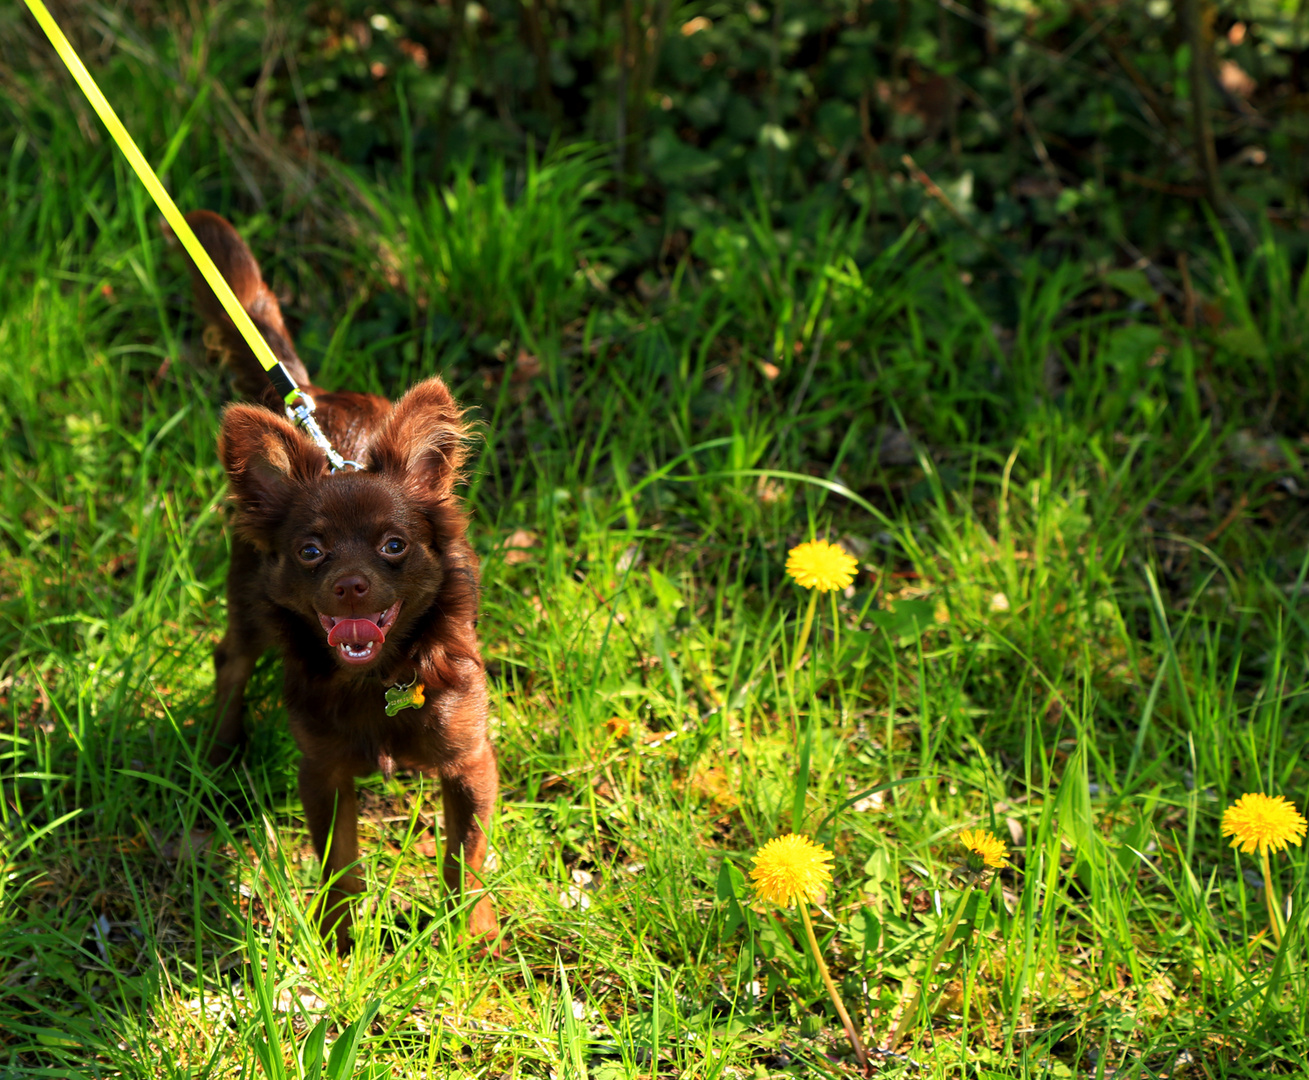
[23,0,354,473]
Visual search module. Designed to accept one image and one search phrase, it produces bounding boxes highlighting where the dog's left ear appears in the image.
[370,378,470,500]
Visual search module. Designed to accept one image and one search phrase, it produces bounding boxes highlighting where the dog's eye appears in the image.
[299,543,323,562]
[382,538,407,556]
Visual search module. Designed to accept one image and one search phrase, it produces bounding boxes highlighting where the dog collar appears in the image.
[384,671,425,715]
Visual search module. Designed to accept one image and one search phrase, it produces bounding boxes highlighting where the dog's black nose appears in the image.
[333,575,370,600]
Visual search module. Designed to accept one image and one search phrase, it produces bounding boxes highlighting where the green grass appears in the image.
[7,35,1309,1080]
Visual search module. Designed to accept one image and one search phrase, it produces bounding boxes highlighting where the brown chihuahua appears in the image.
[172,210,497,952]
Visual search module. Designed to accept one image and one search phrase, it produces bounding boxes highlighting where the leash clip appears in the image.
[284,389,361,473]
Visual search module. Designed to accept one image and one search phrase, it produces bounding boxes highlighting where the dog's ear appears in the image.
[369,378,470,500]
[219,404,328,544]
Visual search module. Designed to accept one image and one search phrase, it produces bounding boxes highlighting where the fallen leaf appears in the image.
[513,350,542,382]
[499,529,540,565]
[1219,60,1255,97]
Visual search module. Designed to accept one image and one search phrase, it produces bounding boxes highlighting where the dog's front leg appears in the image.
[210,539,269,767]
[299,754,361,954]
[438,737,500,943]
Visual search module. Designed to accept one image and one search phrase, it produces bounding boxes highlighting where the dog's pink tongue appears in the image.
[327,619,385,647]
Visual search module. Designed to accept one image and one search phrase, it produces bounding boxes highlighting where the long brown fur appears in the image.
[173,211,498,951]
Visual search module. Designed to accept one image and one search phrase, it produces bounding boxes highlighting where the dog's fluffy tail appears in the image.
[166,210,312,401]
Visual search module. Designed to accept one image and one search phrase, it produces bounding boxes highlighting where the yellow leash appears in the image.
[23,0,352,471]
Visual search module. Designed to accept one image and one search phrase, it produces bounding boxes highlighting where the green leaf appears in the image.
[300,1018,329,1078]
[325,1001,380,1079]
[1101,269,1155,303]
[1218,325,1268,361]
[252,1036,281,1080]
[715,859,745,902]
[867,599,935,639]
[35,1030,83,1049]
[647,127,722,185]
[648,566,684,612]
[860,906,882,956]
[719,859,749,936]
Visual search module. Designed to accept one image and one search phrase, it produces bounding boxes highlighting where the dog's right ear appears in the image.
[219,404,328,545]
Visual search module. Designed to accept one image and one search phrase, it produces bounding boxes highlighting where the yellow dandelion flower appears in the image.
[750,833,834,907]
[785,539,858,593]
[1221,793,1308,855]
[959,828,1007,869]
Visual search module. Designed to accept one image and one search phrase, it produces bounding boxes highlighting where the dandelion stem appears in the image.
[829,590,841,658]
[793,590,818,672]
[1261,849,1284,946]
[890,887,969,1050]
[798,903,869,1074]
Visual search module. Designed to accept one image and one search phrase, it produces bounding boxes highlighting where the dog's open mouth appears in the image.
[317,600,402,666]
